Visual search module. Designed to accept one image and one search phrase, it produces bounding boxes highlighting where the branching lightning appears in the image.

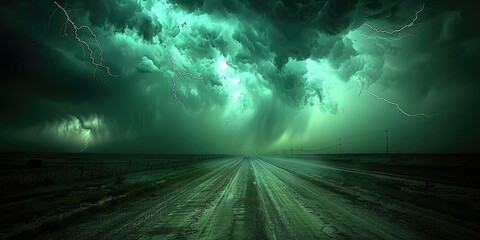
[51,1,118,77]
[358,30,423,43]
[359,85,442,117]
[163,45,204,82]
[364,3,425,35]
[163,44,204,112]
[357,3,443,118]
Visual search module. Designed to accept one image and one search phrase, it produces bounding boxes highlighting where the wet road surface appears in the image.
[45,156,480,239]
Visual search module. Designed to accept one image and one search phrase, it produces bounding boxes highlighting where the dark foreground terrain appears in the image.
[1,154,479,239]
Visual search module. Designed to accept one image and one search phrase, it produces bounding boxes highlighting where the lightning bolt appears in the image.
[359,85,443,117]
[163,44,204,107]
[357,3,444,118]
[163,45,204,82]
[364,3,425,35]
[79,129,91,153]
[357,30,423,43]
[51,1,118,77]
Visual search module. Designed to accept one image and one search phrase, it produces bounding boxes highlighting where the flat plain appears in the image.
[1,153,479,239]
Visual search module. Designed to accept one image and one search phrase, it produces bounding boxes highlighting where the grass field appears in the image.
[0,153,220,239]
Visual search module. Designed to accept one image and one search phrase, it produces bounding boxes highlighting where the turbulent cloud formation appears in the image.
[66,0,163,42]
[136,56,159,73]
[0,0,478,153]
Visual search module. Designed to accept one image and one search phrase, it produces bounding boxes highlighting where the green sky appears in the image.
[0,0,479,154]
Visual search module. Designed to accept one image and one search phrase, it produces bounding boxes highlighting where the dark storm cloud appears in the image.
[0,5,111,128]
[0,2,157,152]
[0,0,479,153]
[376,1,480,101]
[173,0,480,94]
[65,0,162,41]
[232,24,270,64]
[165,0,479,152]
[174,0,401,62]
[264,59,311,107]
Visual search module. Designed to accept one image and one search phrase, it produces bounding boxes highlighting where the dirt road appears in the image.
[45,156,480,239]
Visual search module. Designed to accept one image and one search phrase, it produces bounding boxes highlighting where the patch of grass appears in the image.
[1,157,218,239]
[4,176,177,239]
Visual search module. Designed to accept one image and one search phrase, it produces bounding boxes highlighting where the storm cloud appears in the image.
[0,0,478,153]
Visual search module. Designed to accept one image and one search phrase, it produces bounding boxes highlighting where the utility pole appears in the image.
[385,130,389,159]
[301,148,303,155]
[338,138,343,156]
[291,148,292,155]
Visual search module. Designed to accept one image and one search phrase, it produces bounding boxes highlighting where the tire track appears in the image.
[46,157,242,239]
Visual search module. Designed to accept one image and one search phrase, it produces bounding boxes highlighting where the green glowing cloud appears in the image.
[0,0,478,153]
